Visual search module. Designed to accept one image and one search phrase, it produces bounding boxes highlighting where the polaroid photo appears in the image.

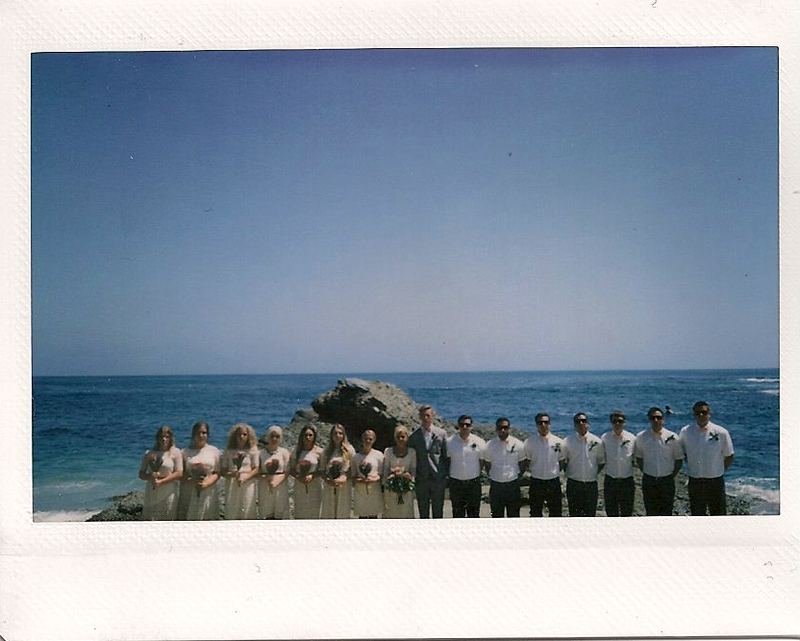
[1,1,798,640]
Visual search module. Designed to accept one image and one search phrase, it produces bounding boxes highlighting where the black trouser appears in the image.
[489,479,521,517]
[688,476,727,515]
[603,475,635,517]
[529,477,562,517]
[415,476,446,518]
[642,473,675,516]
[566,479,598,517]
[449,477,481,517]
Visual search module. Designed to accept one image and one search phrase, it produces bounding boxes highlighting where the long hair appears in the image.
[190,421,210,447]
[226,422,257,450]
[153,425,175,451]
[323,423,352,463]
[294,425,317,460]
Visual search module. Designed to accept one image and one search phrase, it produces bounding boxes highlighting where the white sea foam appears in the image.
[759,388,779,395]
[43,479,103,491]
[743,377,779,383]
[730,478,780,515]
[33,509,101,523]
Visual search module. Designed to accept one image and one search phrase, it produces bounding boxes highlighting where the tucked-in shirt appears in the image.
[523,433,564,480]
[634,428,682,477]
[481,436,525,482]
[447,433,486,480]
[563,433,605,482]
[679,421,734,478]
[601,430,636,479]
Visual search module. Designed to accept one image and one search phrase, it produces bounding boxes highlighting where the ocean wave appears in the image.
[41,479,104,492]
[759,389,779,395]
[730,478,780,514]
[743,377,779,383]
[33,509,100,523]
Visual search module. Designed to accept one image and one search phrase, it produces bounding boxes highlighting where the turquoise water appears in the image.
[32,369,780,519]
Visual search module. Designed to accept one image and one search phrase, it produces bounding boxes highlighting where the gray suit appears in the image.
[408,425,448,518]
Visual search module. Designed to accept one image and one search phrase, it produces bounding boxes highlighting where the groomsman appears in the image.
[446,414,485,517]
[408,405,448,518]
[522,413,564,517]
[634,407,683,516]
[679,401,735,515]
[600,410,636,516]
[481,417,526,517]
[562,413,605,517]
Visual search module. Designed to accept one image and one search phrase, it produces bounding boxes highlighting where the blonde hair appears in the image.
[323,423,352,463]
[226,422,257,449]
[394,425,410,440]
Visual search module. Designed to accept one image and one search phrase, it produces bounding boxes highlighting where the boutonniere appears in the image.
[708,431,720,442]
[664,435,676,444]
[620,440,630,448]
[552,443,561,453]
[507,444,516,454]
[470,442,477,450]
[588,441,598,451]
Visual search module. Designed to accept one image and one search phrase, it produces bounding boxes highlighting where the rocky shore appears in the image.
[88,378,759,520]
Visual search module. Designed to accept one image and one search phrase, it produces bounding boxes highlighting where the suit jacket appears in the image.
[409,425,448,483]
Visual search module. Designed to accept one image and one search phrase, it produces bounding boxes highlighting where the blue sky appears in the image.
[31,48,779,376]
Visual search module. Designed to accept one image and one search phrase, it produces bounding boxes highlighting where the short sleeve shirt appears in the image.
[481,436,525,482]
[633,428,681,477]
[446,433,486,481]
[679,421,734,478]
[601,430,636,479]
[563,433,605,482]
[523,433,564,480]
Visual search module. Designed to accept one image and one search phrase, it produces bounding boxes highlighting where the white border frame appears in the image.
[1,2,798,640]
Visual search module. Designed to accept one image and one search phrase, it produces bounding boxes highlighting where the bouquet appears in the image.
[385,473,415,505]
[232,451,246,473]
[190,463,208,498]
[146,453,163,488]
[263,458,280,476]
[358,461,373,493]
[297,459,313,493]
[326,460,343,482]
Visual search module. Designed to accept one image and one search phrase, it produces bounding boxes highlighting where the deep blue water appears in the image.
[32,369,780,519]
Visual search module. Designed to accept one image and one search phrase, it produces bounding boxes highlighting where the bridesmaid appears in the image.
[221,423,260,520]
[258,425,290,519]
[138,425,183,520]
[180,421,221,520]
[382,425,417,519]
[319,423,355,519]
[352,429,384,519]
[289,425,323,519]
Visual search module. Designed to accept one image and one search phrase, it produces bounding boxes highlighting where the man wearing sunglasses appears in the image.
[634,407,683,515]
[679,401,735,515]
[601,410,636,516]
[561,413,605,517]
[446,415,486,517]
[522,413,564,517]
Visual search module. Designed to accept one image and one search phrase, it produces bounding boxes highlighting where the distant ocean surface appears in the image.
[32,369,780,521]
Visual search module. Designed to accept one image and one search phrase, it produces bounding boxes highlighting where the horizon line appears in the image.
[32,365,780,379]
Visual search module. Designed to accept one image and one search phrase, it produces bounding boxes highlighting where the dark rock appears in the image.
[305,378,446,451]
[87,491,144,521]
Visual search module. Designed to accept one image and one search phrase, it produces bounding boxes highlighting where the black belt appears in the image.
[450,477,480,484]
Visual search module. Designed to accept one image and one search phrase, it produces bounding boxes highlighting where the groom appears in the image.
[409,404,448,518]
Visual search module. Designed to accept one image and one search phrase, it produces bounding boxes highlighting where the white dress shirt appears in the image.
[446,433,486,480]
[563,433,605,482]
[634,428,682,477]
[601,430,636,479]
[523,433,564,480]
[679,421,734,478]
[482,436,525,482]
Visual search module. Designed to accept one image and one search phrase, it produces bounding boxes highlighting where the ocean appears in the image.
[31,369,780,520]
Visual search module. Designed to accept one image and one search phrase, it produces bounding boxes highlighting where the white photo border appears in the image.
[1,1,798,640]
